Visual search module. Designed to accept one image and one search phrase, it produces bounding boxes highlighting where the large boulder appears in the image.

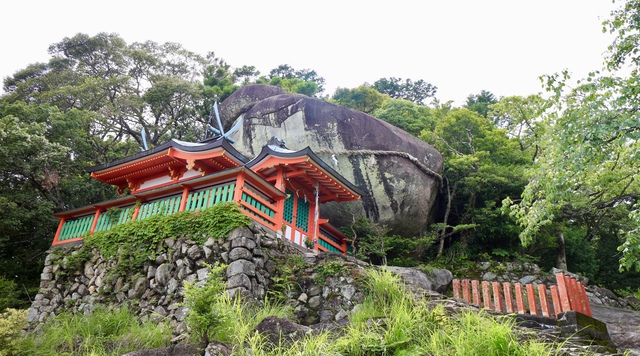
[219,84,443,237]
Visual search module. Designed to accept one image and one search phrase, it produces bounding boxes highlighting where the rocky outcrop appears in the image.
[218,84,444,237]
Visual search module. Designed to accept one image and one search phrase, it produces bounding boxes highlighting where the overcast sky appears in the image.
[1,1,619,106]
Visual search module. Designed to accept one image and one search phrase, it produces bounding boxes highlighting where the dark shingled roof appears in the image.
[86,137,248,173]
[246,145,364,197]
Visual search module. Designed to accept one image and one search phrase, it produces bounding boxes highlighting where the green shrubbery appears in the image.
[182,265,558,355]
[0,308,27,356]
[63,202,252,277]
[9,306,171,355]
[182,262,290,348]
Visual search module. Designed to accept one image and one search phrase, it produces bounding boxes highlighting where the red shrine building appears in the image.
[50,138,361,255]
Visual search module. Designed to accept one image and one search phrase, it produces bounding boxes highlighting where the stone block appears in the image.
[229,247,252,261]
[557,311,611,342]
[227,259,256,277]
[230,236,257,251]
[227,274,251,290]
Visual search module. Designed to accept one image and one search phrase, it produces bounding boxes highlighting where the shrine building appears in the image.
[50,137,361,255]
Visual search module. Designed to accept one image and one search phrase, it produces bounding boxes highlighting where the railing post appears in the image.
[492,281,503,313]
[550,285,562,317]
[453,279,461,299]
[515,282,526,314]
[462,279,471,303]
[51,218,66,246]
[131,201,141,221]
[526,283,538,316]
[233,171,246,203]
[472,280,480,306]
[179,187,189,211]
[565,275,578,312]
[503,282,514,313]
[537,284,551,317]
[555,272,572,312]
[482,281,492,309]
[89,209,101,234]
[578,282,593,317]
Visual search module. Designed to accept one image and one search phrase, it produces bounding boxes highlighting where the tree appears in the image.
[372,98,436,136]
[372,77,437,106]
[331,85,388,114]
[4,33,210,152]
[0,33,225,305]
[488,95,549,160]
[260,64,326,97]
[465,90,498,118]
[421,108,528,259]
[505,0,640,271]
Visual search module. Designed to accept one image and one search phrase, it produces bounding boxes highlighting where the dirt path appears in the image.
[591,304,640,355]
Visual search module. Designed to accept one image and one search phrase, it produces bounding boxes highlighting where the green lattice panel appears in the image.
[283,189,294,223]
[94,206,134,232]
[296,196,310,231]
[137,196,181,221]
[58,215,94,241]
[241,192,275,221]
[320,239,341,253]
[186,183,235,211]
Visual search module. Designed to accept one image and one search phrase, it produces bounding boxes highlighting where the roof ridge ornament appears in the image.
[267,136,287,149]
[206,101,242,144]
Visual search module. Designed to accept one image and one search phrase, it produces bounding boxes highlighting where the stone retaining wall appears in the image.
[27,223,305,333]
[27,223,386,334]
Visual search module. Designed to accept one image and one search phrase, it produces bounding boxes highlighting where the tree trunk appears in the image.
[556,231,568,270]
[437,179,457,259]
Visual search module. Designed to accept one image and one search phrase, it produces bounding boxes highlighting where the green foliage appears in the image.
[84,202,250,276]
[313,261,345,285]
[331,85,388,114]
[61,246,94,275]
[183,262,290,347]
[15,306,172,355]
[342,215,435,266]
[505,0,640,271]
[372,77,437,106]
[255,64,325,97]
[337,268,554,355]
[0,308,27,356]
[0,277,29,312]
[420,107,529,260]
[182,262,228,346]
[464,90,498,118]
[372,98,436,136]
[268,255,307,302]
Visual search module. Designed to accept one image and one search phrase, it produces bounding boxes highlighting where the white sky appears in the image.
[0,1,619,106]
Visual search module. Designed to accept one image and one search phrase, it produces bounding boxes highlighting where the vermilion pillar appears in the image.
[89,209,101,233]
[51,218,67,246]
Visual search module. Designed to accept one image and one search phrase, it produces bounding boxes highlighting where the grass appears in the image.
[14,266,566,355]
[184,265,561,355]
[14,306,172,355]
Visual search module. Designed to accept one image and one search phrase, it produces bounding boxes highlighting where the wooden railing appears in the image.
[52,168,285,246]
[452,272,592,318]
[239,183,277,228]
[317,228,347,255]
[185,182,235,212]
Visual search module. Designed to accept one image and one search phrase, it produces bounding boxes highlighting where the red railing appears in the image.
[51,168,285,246]
[452,272,592,318]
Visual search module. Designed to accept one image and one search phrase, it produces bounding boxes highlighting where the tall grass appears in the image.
[336,267,557,356]
[15,266,563,355]
[15,306,172,355]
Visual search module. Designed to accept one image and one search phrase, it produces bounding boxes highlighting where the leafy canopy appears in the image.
[505,0,640,271]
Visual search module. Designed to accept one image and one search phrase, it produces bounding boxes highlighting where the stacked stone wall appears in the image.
[28,224,388,334]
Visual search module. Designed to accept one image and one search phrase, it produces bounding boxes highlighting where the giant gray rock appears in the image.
[219,84,443,237]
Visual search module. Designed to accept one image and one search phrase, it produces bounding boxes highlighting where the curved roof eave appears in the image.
[246,145,364,197]
[86,138,248,173]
